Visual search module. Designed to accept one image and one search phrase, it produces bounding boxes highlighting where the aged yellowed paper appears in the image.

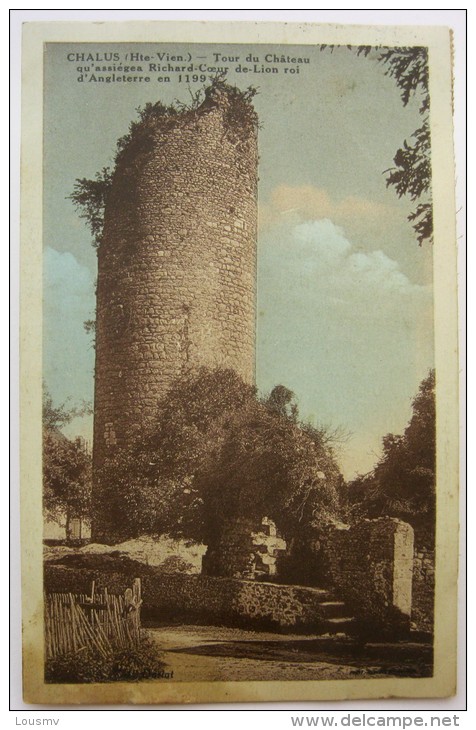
[21,20,459,704]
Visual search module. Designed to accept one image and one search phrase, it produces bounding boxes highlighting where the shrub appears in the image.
[45,638,166,683]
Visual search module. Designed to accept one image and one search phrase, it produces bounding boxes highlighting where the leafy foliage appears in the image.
[43,387,77,430]
[83,317,96,350]
[43,385,92,429]
[346,370,436,546]
[265,384,299,421]
[385,122,431,201]
[43,431,91,524]
[200,394,343,541]
[384,120,432,245]
[320,45,432,245]
[375,46,432,245]
[69,168,113,247]
[114,100,179,167]
[95,368,344,544]
[408,202,433,247]
[204,74,259,141]
[356,46,429,113]
[43,388,92,528]
[45,638,166,683]
[94,368,256,542]
[70,76,258,252]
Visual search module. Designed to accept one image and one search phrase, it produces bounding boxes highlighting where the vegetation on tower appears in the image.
[69,75,258,248]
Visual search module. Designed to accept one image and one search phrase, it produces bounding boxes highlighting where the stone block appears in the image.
[319,517,415,632]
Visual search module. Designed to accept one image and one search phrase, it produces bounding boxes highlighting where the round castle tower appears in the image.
[92,83,258,542]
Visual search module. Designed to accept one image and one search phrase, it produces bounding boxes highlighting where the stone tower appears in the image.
[91,83,258,542]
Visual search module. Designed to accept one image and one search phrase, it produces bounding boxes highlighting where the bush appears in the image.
[346,370,435,548]
[96,367,345,547]
[45,637,166,683]
[108,640,167,680]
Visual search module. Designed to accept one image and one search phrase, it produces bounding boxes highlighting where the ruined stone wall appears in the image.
[92,88,258,541]
[320,518,415,634]
[202,516,287,580]
[45,564,342,632]
[412,548,435,632]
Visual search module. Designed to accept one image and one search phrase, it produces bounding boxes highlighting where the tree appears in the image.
[377,47,432,246]
[69,168,113,248]
[321,45,432,245]
[347,370,436,546]
[367,46,431,245]
[43,387,75,430]
[265,384,299,421]
[201,394,343,542]
[95,368,344,545]
[43,388,92,539]
[93,368,258,542]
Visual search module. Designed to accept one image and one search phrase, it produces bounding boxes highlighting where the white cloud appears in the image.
[270,219,430,312]
[257,218,434,477]
[293,219,352,263]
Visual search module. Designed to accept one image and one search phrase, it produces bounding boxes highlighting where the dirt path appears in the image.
[147,625,432,682]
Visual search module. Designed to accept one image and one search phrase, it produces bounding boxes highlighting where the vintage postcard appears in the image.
[20,20,459,704]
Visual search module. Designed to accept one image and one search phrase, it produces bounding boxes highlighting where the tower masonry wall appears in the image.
[92,89,258,541]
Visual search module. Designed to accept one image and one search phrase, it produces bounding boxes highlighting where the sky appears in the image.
[43,42,434,478]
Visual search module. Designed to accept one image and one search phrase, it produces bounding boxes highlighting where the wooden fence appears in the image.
[45,579,142,660]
